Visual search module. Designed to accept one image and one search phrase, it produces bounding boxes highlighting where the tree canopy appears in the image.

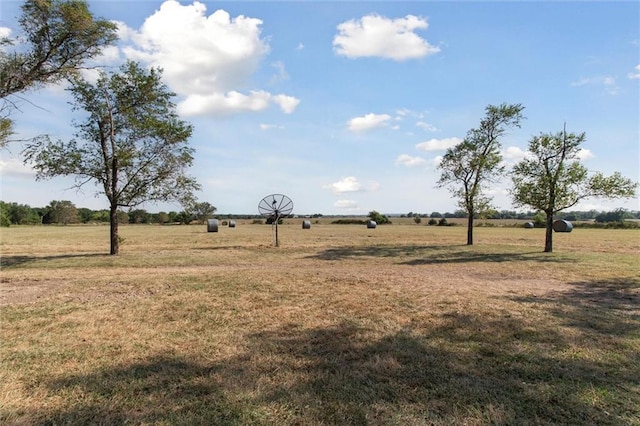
[0,0,117,147]
[23,61,200,254]
[437,103,525,245]
[511,127,637,252]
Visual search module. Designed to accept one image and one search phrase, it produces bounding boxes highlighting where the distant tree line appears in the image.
[401,209,640,221]
[0,200,219,227]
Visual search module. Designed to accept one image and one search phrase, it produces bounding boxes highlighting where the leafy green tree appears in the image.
[23,61,200,254]
[511,128,637,252]
[156,211,169,224]
[1,201,40,224]
[188,201,217,224]
[45,200,78,224]
[594,208,628,223]
[438,103,525,245]
[368,210,391,224]
[129,209,151,224]
[1,0,117,148]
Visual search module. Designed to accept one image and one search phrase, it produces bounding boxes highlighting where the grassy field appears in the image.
[1,222,639,425]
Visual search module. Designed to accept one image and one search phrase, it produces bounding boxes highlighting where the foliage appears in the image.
[0,0,117,148]
[331,219,366,225]
[0,201,41,225]
[23,61,200,254]
[187,201,217,225]
[594,208,629,223]
[437,103,525,245]
[43,200,78,224]
[413,216,422,224]
[368,210,391,225]
[428,218,438,226]
[511,128,637,252]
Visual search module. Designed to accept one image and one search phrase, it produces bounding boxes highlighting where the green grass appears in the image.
[1,223,639,424]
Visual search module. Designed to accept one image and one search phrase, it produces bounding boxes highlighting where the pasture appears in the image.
[1,222,639,425]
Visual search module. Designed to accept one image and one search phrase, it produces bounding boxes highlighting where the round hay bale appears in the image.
[302,220,311,229]
[552,219,573,233]
[207,219,219,233]
[228,220,236,228]
[524,222,534,229]
[366,220,377,229]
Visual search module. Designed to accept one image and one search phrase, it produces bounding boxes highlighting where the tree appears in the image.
[23,61,200,254]
[1,0,117,148]
[510,127,637,252]
[189,201,217,224]
[437,103,525,245]
[368,210,391,224]
[45,200,78,224]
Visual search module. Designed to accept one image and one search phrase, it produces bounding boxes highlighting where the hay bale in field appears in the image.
[524,222,534,229]
[302,220,311,229]
[207,219,219,232]
[228,220,236,228]
[552,219,573,233]
[366,220,377,229]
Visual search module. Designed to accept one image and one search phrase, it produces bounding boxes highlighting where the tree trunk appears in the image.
[544,212,553,253]
[466,215,474,245]
[110,203,119,255]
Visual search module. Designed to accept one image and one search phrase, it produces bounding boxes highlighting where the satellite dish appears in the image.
[258,194,293,247]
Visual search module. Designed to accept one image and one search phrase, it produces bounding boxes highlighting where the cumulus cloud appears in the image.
[502,146,530,163]
[333,14,440,61]
[415,137,462,152]
[628,64,640,79]
[324,176,362,193]
[0,27,12,38]
[119,1,299,116]
[395,154,427,167]
[347,113,392,132]
[577,148,595,161]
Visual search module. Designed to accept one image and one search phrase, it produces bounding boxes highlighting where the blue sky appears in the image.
[1,1,638,215]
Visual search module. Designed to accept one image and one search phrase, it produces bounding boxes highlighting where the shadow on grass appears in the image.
[506,277,640,337]
[0,253,108,268]
[25,279,638,425]
[307,244,574,265]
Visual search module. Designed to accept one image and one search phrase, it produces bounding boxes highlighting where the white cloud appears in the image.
[628,64,640,79]
[324,176,362,193]
[296,42,304,50]
[416,121,438,132]
[0,158,36,179]
[273,94,300,114]
[577,148,595,161]
[0,27,12,39]
[119,1,299,116]
[333,14,440,61]
[432,155,443,167]
[347,113,392,132]
[416,137,462,152]
[502,146,529,163]
[334,199,359,211]
[177,90,271,116]
[395,154,427,167]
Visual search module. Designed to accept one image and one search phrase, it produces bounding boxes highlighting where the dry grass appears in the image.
[1,223,639,425]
